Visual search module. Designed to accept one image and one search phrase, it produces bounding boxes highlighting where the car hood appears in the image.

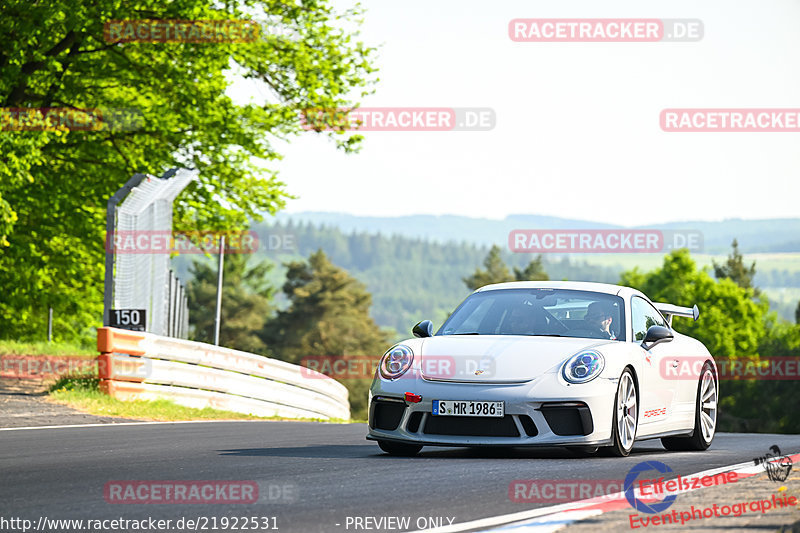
[418,335,609,383]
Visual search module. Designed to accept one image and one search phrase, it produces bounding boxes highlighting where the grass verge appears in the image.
[48,376,355,423]
[0,340,95,357]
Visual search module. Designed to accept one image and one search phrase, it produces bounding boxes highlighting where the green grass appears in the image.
[48,376,356,423]
[0,340,95,357]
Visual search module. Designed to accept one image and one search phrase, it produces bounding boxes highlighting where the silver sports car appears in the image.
[366,281,718,457]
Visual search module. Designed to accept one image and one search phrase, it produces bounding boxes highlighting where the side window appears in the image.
[631,296,668,341]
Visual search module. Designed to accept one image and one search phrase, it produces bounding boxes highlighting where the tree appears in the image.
[463,245,515,290]
[616,249,800,433]
[262,250,389,419]
[0,1,376,342]
[796,301,800,325]
[186,254,275,354]
[713,239,759,294]
[514,255,549,282]
[620,249,767,358]
[464,246,549,291]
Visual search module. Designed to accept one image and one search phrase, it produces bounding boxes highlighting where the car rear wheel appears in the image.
[378,440,423,456]
[602,368,637,457]
[662,363,717,451]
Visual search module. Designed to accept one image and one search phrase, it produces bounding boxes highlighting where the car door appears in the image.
[630,296,679,431]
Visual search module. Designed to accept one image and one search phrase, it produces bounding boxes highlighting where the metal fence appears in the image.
[104,168,195,338]
[166,270,189,338]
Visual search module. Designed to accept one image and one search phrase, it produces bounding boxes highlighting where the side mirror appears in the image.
[642,325,673,349]
[412,320,434,338]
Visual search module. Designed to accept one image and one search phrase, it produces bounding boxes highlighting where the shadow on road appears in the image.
[217,444,667,460]
[218,444,376,458]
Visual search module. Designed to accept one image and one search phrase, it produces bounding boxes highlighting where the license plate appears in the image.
[432,400,504,417]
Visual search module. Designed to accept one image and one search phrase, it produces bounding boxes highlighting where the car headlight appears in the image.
[380,344,414,380]
[562,350,605,384]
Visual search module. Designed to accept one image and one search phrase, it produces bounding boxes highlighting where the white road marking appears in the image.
[486,510,603,532]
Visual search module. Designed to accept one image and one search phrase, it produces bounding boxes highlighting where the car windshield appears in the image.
[438,288,626,341]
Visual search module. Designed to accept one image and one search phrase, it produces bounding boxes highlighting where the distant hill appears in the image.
[275,212,800,254]
[174,219,800,338]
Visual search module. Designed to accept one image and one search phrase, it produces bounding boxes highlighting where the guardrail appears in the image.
[97,327,350,420]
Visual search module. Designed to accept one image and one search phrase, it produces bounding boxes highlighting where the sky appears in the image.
[231,0,800,227]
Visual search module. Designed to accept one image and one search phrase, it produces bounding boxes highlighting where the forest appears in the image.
[182,222,800,428]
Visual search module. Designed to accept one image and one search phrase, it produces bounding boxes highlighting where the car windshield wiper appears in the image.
[452,332,481,335]
[523,333,570,337]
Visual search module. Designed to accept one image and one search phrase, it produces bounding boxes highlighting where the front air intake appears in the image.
[369,400,405,431]
[422,415,519,437]
[539,402,594,436]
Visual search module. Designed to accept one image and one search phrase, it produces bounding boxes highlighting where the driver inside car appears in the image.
[501,303,538,335]
[583,302,617,340]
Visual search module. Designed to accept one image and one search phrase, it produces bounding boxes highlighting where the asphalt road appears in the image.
[1,422,799,533]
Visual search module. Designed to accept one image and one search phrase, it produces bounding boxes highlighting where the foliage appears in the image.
[463,245,515,290]
[463,245,549,291]
[713,239,759,294]
[620,248,800,433]
[261,250,389,419]
[186,253,275,353]
[0,0,377,343]
[50,374,100,393]
[620,249,767,357]
[721,318,800,433]
[513,254,549,282]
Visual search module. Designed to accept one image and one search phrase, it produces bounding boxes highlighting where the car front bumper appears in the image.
[366,372,619,447]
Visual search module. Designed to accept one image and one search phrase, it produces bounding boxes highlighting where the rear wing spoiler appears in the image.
[653,303,700,326]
